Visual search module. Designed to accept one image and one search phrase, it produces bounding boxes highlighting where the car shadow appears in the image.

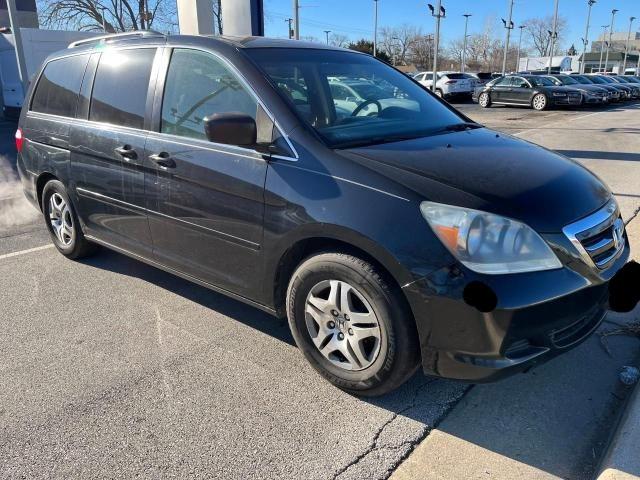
[77,246,639,480]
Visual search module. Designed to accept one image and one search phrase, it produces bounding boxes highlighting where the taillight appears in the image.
[15,128,23,153]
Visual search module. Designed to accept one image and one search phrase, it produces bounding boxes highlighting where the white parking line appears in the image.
[0,244,54,261]
[514,109,608,137]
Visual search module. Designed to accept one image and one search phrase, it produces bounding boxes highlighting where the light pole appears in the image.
[580,0,596,74]
[462,13,471,73]
[604,9,618,73]
[516,25,526,72]
[547,0,560,73]
[285,18,293,39]
[428,1,445,93]
[292,0,300,40]
[599,24,609,72]
[324,30,331,44]
[623,17,636,73]
[373,0,379,57]
[501,0,514,76]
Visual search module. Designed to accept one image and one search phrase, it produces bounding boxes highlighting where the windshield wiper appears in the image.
[442,122,482,132]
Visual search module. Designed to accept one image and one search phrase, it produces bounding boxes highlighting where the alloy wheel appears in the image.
[479,92,490,107]
[49,193,74,246]
[305,279,382,371]
[532,94,547,111]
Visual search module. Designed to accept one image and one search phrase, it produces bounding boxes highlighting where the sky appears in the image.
[263,0,640,50]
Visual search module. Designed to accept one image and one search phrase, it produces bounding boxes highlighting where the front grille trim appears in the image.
[562,199,625,270]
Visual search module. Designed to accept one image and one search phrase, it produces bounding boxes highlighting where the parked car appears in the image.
[570,74,622,102]
[414,71,475,99]
[606,75,640,98]
[474,74,582,110]
[587,74,633,99]
[467,72,496,86]
[17,33,638,396]
[544,74,609,104]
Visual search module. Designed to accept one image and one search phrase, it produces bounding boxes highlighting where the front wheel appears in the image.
[479,92,492,108]
[42,180,97,259]
[532,93,548,111]
[286,252,420,396]
[435,89,444,98]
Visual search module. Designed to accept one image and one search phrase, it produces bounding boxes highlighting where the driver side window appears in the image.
[161,49,258,141]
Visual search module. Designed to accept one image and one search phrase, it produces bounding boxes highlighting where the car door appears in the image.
[490,76,511,101]
[504,76,532,104]
[145,47,270,298]
[71,46,160,257]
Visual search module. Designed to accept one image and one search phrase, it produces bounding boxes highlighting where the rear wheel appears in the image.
[286,252,420,396]
[532,93,548,111]
[42,180,97,259]
[479,92,492,108]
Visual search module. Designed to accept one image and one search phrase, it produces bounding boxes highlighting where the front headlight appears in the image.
[420,202,562,274]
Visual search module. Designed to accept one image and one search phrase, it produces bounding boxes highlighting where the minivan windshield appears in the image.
[245,48,470,149]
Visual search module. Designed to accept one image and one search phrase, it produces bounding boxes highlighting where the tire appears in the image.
[435,89,444,98]
[286,252,420,396]
[479,92,492,108]
[532,93,548,111]
[42,180,97,259]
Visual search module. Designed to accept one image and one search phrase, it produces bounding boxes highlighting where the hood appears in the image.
[338,128,611,233]
[546,85,581,94]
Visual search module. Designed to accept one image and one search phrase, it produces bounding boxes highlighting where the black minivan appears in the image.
[17,32,637,396]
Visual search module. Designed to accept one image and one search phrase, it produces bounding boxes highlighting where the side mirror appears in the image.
[203,113,257,147]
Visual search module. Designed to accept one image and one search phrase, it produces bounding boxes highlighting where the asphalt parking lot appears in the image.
[1,102,639,480]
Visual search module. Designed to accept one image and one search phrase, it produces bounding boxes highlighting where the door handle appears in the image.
[115,145,138,160]
[149,152,176,169]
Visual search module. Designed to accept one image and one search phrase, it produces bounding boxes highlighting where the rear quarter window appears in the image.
[30,54,89,118]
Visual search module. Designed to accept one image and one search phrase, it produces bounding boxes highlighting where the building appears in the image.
[591,31,640,56]
[0,0,38,29]
[580,51,640,74]
[518,56,579,73]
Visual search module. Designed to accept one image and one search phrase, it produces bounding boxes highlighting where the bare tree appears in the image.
[37,0,176,33]
[212,0,222,34]
[524,16,567,57]
[380,24,420,65]
[409,34,434,70]
[329,33,349,48]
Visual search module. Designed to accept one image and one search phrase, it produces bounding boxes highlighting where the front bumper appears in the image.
[402,239,636,383]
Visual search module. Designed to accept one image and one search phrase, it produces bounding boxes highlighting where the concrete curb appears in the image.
[597,379,640,480]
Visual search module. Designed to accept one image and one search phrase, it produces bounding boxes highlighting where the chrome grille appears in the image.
[563,200,626,270]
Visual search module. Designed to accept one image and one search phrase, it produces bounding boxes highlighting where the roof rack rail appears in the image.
[68,30,164,49]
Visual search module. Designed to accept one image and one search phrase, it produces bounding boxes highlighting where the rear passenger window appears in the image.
[31,54,89,118]
[161,49,258,141]
[90,48,156,129]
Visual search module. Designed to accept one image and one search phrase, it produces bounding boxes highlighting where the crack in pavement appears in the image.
[333,380,472,480]
[625,204,640,226]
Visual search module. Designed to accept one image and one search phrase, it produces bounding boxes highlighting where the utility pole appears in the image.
[516,25,526,72]
[324,30,331,44]
[428,1,445,93]
[462,14,471,73]
[292,0,300,40]
[102,7,107,32]
[501,0,514,75]
[604,9,618,73]
[139,0,146,29]
[599,24,608,72]
[623,16,636,73]
[285,18,293,39]
[580,0,596,74]
[6,0,27,94]
[547,0,560,73]
[373,0,379,57]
